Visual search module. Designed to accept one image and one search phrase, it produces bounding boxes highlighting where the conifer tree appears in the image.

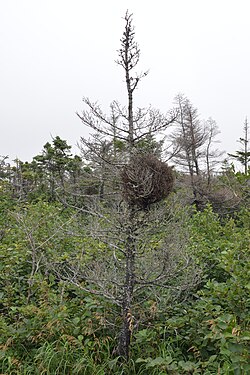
[228,117,250,175]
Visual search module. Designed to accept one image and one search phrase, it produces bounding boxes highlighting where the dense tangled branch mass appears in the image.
[121,153,174,208]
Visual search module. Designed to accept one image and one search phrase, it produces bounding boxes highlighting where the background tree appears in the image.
[32,136,86,203]
[0,156,9,179]
[33,136,73,200]
[169,94,205,202]
[228,117,250,175]
[203,117,224,188]
[170,94,224,207]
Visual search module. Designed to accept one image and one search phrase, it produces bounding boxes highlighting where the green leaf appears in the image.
[146,357,166,368]
[77,335,83,342]
[108,357,120,370]
[245,283,250,290]
[135,357,149,364]
[228,342,245,353]
[208,355,217,363]
[146,356,173,368]
[178,360,196,371]
[72,317,80,325]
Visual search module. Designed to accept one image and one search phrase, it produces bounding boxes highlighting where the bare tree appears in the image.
[54,197,200,358]
[57,12,198,361]
[204,117,224,187]
[170,94,205,200]
[76,12,175,163]
[170,95,224,205]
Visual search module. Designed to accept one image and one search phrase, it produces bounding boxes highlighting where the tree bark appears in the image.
[118,209,136,360]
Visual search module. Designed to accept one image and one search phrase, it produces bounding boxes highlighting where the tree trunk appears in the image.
[118,209,135,360]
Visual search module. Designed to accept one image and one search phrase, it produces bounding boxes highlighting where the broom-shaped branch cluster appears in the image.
[121,153,174,209]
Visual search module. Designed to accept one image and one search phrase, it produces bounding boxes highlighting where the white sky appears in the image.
[1,0,250,162]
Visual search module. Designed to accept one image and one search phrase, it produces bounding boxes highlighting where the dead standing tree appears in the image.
[170,94,205,198]
[73,12,195,360]
[77,12,176,163]
[169,94,224,208]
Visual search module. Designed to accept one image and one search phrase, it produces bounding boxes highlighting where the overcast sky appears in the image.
[1,0,250,163]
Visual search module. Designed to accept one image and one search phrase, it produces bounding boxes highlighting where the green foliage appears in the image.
[1,202,249,373]
[121,207,250,374]
[0,182,16,227]
[1,139,249,374]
